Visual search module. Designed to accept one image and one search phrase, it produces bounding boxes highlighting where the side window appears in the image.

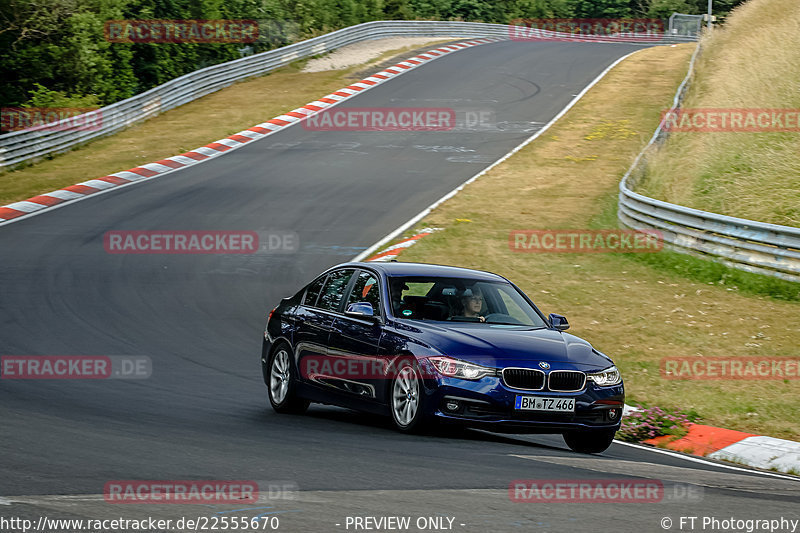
[317,269,355,311]
[347,271,381,313]
[303,275,327,307]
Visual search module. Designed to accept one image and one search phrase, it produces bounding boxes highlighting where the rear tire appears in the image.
[267,344,309,414]
[563,428,617,454]
[389,360,428,433]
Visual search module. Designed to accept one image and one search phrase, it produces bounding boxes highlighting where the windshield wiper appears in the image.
[485,321,546,328]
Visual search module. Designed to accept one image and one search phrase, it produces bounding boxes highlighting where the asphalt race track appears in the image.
[1,39,798,532]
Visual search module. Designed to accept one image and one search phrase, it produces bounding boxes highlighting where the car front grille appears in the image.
[502,368,545,390]
[548,370,586,392]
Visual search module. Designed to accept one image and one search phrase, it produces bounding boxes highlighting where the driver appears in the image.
[389,279,410,316]
[459,287,485,322]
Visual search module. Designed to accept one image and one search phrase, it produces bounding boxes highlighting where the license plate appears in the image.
[515,396,575,412]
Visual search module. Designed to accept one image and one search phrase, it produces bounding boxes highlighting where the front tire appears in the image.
[563,428,617,454]
[267,344,309,414]
[390,360,428,432]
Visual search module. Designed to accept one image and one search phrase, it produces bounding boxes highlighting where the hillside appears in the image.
[636,0,800,226]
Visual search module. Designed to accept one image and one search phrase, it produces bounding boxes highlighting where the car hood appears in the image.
[401,321,613,369]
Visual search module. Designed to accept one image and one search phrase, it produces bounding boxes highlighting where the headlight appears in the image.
[587,365,622,386]
[428,357,495,380]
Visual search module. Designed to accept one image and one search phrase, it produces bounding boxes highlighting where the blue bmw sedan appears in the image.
[262,262,624,453]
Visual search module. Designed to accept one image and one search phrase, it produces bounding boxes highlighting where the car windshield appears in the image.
[387,275,547,327]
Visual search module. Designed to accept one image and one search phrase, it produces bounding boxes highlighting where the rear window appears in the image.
[317,269,355,311]
[303,275,326,307]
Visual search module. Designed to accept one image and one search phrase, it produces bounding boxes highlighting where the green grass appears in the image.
[593,191,800,302]
[635,0,800,226]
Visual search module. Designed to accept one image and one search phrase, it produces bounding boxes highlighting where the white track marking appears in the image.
[0,39,497,227]
[352,48,647,262]
[613,440,800,481]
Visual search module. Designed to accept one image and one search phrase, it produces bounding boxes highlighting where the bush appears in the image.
[616,404,699,442]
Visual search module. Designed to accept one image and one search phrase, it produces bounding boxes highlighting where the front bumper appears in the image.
[422,372,624,434]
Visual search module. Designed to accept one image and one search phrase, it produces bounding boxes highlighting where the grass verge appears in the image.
[0,39,452,206]
[635,0,800,226]
[593,191,800,302]
[397,42,800,440]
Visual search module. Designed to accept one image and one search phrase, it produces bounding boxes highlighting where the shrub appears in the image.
[616,404,699,442]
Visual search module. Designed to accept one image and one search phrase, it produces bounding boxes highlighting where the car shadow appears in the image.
[290,404,568,452]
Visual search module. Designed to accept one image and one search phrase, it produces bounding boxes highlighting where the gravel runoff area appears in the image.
[302,37,453,72]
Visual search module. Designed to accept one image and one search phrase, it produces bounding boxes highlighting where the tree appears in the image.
[569,0,633,18]
[647,0,696,18]
[383,0,413,20]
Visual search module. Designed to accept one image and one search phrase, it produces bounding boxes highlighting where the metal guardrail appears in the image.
[618,44,800,282]
[0,20,695,169]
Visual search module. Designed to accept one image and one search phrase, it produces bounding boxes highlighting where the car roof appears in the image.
[332,261,509,282]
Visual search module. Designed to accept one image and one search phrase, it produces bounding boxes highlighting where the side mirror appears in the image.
[345,302,376,320]
[549,313,569,331]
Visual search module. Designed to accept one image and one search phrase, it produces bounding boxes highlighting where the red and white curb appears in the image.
[365,228,441,262]
[710,435,800,474]
[0,38,499,226]
[643,423,800,475]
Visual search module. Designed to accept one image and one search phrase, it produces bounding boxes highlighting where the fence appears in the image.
[668,13,704,37]
[0,20,695,170]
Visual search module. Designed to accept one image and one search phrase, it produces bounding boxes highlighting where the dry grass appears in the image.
[399,43,800,440]
[0,40,451,206]
[637,0,800,226]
